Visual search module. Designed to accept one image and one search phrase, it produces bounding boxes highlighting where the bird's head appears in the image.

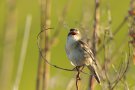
[67,28,81,41]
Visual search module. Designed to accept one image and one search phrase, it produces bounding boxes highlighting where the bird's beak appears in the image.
[68,31,77,36]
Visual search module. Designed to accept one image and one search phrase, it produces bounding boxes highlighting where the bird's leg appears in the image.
[79,65,84,72]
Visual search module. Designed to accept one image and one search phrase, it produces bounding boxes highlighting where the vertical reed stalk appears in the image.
[37,0,51,90]
[0,0,17,90]
[89,0,100,90]
[13,15,32,90]
[129,0,135,65]
[36,0,46,89]
[92,0,100,55]
[43,0,51,90]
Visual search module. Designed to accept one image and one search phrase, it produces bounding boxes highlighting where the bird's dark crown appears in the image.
[70,28,78,32]
[68,28,79,36]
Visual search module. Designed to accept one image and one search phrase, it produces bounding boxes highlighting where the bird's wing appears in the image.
[78,40,101,82]
[77,40,96,63]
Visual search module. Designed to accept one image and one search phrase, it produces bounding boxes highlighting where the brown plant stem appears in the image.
[36,54,43,90]
[36,0,45,89]
[89,76,94,90]
[43,0,51,90]
[75,66,83,90]
[129,0,135,65]
[76,71,80,90]
[90,0,100,90]
[37,0,52,90]
[92,0,100,55]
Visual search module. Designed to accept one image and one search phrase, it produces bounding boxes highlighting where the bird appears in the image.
[65,28,100,83]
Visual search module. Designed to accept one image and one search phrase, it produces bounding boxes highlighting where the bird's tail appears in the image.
[87,65,100,84]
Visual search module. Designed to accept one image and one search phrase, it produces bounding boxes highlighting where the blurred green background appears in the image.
[0,0,135,90]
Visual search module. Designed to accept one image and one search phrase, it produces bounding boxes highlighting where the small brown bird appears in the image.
[65,28,100,83]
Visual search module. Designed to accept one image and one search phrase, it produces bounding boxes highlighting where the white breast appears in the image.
[68,49,84,66]
[66,36,91,66]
